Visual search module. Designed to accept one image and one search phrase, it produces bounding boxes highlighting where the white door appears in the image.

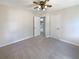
[34,16,40,36]
[51,15,61,39]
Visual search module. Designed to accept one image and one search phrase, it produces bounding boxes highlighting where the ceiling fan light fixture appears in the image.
[45,6,47,8]
[38,5,41,8]
[43,8,46,11]
[33,0,52,11]
[37,8,40,10]
[36,8,46,11]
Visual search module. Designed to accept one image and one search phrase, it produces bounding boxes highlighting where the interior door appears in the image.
[34,16,40,36]
[51,15,61,39]
[55,15,61,39]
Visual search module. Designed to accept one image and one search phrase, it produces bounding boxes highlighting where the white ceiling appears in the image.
[0,0,79,11]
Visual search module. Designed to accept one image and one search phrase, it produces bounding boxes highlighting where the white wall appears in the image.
[0,5,33,47]
[50,5,79,46]
[45,13,51,37]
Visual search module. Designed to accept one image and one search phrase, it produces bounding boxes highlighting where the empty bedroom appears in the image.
[0,0,79,59]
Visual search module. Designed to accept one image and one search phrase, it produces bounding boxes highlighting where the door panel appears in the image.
[34,16,40,36]
[51,15,61,39]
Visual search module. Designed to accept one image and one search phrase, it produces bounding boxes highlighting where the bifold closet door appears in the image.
[34,16,40,36]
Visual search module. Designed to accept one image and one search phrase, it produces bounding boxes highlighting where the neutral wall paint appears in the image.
[50,5,79,46]
[45,13,51,37]
[0,5,33,47]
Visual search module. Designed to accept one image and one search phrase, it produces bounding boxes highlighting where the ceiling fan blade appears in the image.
[33,1,39,5]
[46,5,52,7]
[45,0,49,2]
[46,0,49,1]
[44,0,49,4]
[34,6,38,9]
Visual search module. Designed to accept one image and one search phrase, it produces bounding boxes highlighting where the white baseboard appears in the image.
[0,36,33,48]
[50,36,79,46]
[59,39,79,46]
[0,35,79,48]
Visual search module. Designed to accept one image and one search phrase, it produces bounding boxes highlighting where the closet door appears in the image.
[34,16,40,36]
[51,15,61,39]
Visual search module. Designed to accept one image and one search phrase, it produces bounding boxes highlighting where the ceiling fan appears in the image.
[33,0,52,10]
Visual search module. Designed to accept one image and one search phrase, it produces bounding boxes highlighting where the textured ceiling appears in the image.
[0,0,79,11]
